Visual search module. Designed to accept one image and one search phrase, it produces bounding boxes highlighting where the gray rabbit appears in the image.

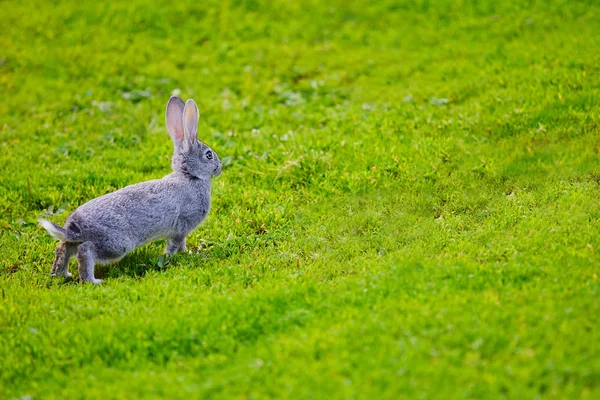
[39,96,222,284]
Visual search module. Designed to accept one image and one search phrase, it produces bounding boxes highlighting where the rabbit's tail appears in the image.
[39,219,69,241]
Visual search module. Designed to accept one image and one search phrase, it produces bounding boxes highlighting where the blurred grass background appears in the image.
[1,0,599,398]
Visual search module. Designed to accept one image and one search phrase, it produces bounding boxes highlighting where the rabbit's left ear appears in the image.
[166,96,185,147]
[183,99,199,148]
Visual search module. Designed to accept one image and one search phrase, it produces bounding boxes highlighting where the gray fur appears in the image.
[39,96,222,284]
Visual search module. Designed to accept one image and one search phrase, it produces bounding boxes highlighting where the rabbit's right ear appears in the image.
[183,99,199,148]
[166,96,185,147]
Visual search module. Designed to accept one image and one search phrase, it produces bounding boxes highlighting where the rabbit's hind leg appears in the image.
[76,241,102,285]
[51,241,78,278]
[166,236,187,254]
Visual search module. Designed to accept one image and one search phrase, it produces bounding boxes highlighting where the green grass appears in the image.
[1,0,600,398]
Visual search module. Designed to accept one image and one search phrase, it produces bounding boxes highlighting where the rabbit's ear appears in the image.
[166,96,185,147]
[183,99,199,147]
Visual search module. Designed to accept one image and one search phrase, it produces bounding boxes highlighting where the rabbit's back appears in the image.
[63,176,203,260]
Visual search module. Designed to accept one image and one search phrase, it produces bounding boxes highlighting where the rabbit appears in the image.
[39,96,222,284]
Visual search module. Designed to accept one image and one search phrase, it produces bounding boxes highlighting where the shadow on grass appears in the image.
[47,241,228,285]
[100,247,181,280]
[101,243,225,281]
[48,245,184,284]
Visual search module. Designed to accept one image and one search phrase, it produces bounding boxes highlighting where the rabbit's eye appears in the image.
[206,151,213,160]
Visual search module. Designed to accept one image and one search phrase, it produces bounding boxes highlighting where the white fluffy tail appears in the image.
[39,219,68,241]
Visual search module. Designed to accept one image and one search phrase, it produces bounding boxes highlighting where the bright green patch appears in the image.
[1,0,599,398]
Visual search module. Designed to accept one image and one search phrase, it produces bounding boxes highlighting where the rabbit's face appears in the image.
[196,141,222,178]
[180,140,222,179]
[166,97,222,179]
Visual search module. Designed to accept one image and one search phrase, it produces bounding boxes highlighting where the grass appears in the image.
[1,0,599,398]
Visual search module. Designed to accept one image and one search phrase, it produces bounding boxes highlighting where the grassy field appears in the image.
[1,0,599,398]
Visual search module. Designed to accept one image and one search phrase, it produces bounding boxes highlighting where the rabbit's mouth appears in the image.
[213,165,222,177]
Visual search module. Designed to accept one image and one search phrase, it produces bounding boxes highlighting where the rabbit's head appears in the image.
[166,96,222,179]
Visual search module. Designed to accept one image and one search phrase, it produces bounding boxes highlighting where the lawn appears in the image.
[1,0,599,398]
